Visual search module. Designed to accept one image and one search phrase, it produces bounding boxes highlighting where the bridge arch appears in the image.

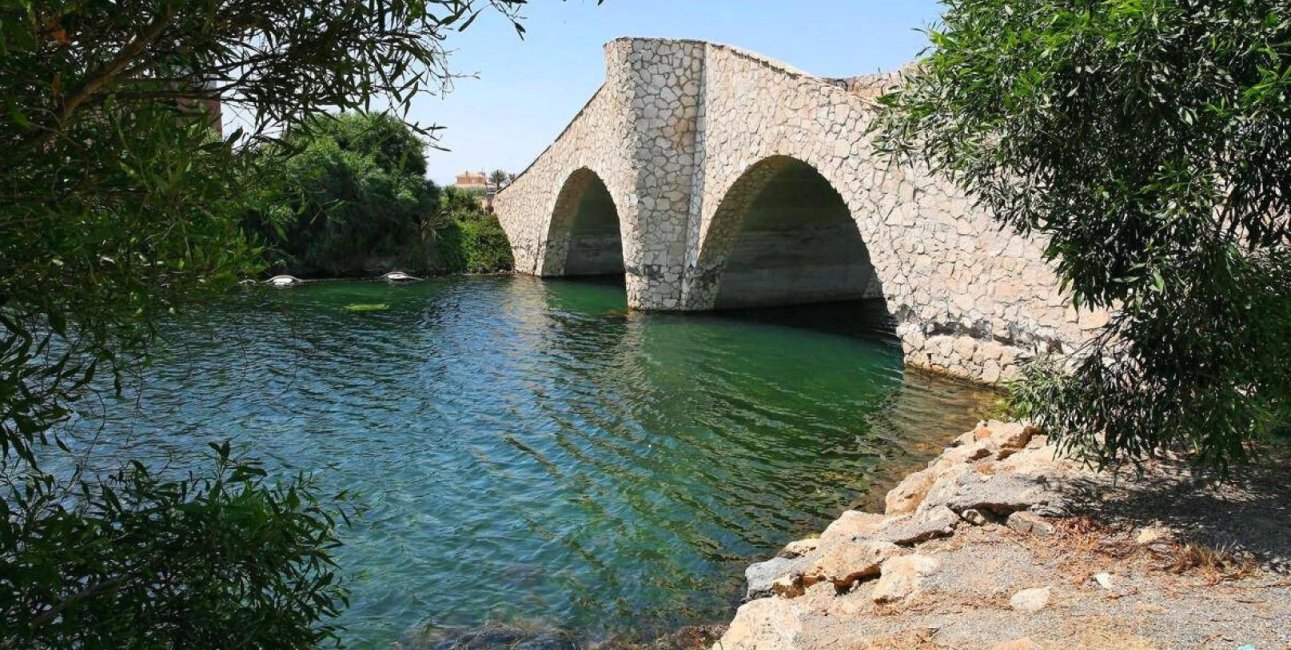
[687,155,884,311]
[540,167,625,277]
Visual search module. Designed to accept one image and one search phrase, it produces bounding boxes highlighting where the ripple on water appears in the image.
[57,276,994,648]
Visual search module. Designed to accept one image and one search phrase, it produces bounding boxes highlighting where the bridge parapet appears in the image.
[494,38,1107,384]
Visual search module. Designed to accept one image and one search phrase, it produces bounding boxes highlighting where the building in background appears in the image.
[176,77,222,134]
[454,170,489,193]
[453,170,495,212]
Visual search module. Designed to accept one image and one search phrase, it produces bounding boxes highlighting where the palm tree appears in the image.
[488,169,511,193]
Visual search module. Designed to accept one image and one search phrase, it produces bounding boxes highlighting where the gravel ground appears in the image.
[715,440,1291,650]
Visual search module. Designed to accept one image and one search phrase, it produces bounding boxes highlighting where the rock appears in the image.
[1007,511,1055,536]
[930,471,1070,516]
[1010,586,1052,613]
[960,508,989,526]
[936,439,997,467]
[995,446,1022,461]
[972,421,994,441]
[266,275,301,287]
[1094,572,1115,590]
[871,554,940,604]
[746,555,810,599]
[996,444,1062,475]
[818,510,888,546]
[771,574,805,599]
[777,538,820,559]
[872,505,960,546]
[1136,526,1171,545]
[1028,503,1071,518]
[985,420,1036,449]
[382,271,421,282]
[915,463,974,513]
[658,626,726,650]
[713,597,804,650]
[803,540,904,590]
[885,467,936,515]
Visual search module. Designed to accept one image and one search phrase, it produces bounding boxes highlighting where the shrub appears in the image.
[878,0,1291,471]
[246,113,442,278]
[430,212,515,274]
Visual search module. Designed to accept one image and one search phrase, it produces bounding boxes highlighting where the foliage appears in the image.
[2,445,348,649]
[430,185,515,274]
[1,0,525,646]
[878,0,1291,471]
[488,169,513,192]
[247,113,442,277]
[442,185,489,211]
[432,212,516,274]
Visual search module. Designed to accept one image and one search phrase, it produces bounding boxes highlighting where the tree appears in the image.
[440,185,489,215]
[427,185,515,274]
[1,1,525,646]
[248,113,443,277]
[488,169,512,192]
[877,0,1291,471]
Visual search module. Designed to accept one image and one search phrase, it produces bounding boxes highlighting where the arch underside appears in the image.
[700,157,884,310]
[542,168,624,277]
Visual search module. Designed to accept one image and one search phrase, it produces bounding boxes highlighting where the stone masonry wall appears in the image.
[494,38,1108,384]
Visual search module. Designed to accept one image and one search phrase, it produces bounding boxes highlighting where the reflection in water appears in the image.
[59,276,993,648]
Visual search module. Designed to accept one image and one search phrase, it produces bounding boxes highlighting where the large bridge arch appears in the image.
[540,167,625,277]
[686,155,884,311]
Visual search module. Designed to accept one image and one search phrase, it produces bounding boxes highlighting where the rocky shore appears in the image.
[712,422,1291,650]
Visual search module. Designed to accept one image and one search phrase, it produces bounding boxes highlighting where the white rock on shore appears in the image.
[1009,586,1052,613]
[870,554,940,603]
[715,421,1082,650]
[382,271,422,282]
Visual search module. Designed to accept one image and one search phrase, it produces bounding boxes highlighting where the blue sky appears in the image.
[418,0,944,185]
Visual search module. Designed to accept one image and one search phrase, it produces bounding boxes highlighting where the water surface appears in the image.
[63,276,992,647]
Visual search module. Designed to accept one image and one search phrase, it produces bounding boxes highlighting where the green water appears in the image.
[65,276,992,647]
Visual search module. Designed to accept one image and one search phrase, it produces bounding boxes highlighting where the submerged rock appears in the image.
[418,625,578,650]
[266,274,301,287]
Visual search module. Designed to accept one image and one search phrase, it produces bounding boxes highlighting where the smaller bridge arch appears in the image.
[539,167,624,277]
[685,155,885,311]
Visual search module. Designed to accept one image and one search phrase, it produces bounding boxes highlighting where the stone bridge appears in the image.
[495,38,1105,384]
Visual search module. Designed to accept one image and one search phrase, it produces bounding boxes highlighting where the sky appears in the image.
[418,0,944,186]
